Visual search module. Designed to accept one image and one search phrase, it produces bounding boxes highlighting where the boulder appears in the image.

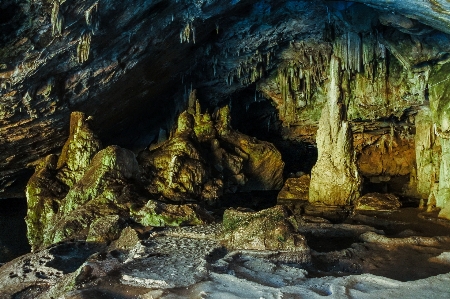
[131,200,213,227]
[221,206,310,263]
[354,193,402,211]
[277,175,310,201]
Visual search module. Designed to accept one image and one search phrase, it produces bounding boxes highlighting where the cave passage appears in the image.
[0,197,30,264]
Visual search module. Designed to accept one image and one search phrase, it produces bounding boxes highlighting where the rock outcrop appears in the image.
[221,205,310,263]
[138,91,284,204]
[25,112,212,251]
[25,111,100,250]
[309,56,362,206]
[354,193,402,211]
[277,175,310,201]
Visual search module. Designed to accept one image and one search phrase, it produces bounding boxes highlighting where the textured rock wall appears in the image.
[26,97,284,250]
[415,107,440,204]
[428,62,450,218]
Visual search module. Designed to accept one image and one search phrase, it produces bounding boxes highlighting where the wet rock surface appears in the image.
[277,174,310,201]
[354,192,402,211]
[1,207,450,298]
[138,95,284,203]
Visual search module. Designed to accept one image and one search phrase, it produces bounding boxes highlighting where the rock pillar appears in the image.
[414,107,440,209]
[428,62,450,219]
[309,55,362,205]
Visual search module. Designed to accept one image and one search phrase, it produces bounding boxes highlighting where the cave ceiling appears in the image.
[1,0,450,197]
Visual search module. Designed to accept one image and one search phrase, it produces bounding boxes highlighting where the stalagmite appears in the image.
[309,55,362,206]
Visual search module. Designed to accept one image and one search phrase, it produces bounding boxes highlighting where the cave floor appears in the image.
[3,205,450,298]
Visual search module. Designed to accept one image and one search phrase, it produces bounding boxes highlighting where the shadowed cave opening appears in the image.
[0,197,30,264]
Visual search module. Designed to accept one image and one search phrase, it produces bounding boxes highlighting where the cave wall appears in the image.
[1,0,450,218]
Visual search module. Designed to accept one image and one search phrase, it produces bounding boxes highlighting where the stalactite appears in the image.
[51,1,64,37]
[77,33,92,64]
[334,32,362,73]
[180,23,191,43]
[272,42,331,124]
[85,2,99,33]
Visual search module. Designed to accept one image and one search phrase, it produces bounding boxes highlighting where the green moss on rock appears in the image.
[131,200,213,227]
[221,205,309,257]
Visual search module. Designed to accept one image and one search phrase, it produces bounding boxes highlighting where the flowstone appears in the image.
[309,56,362,206]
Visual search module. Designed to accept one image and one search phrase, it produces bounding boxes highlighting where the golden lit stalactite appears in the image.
[77,33,92,64]
[51,1,64,37]
[85,2,100,33]
[180,23,195,44]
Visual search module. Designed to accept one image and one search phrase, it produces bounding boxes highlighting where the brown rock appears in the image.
[354,193,402,211]
[138,91,284,202]
[277,175,310,201]
[221,205,310,263]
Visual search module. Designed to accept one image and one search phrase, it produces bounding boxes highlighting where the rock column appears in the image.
[309,55,362,205]
[427,62,450,219]
[414,107,440,209]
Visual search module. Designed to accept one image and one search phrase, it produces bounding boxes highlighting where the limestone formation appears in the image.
[415,107,440,205]
[138,91,284,203]
[428,62,450,219]
[221,205,310,263]
[309,56,362,206]
[51,1,64,37]
[277,175,310,201]
[1,0,449,200]
[26,112,214,251]
[56,111,102,188]
[77,32,92,64]
[354,193,402,211]
[25,154,68,250]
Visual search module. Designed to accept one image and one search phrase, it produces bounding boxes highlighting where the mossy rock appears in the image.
[86,215,124,243]
[131,200,213,227]
[221,205,308,253]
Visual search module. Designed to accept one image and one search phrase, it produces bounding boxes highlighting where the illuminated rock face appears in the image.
[138,92,284,203]
[25,100,284,250]
[428,62,450,219]
[25,112,213,251]
[309,56,362,206]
